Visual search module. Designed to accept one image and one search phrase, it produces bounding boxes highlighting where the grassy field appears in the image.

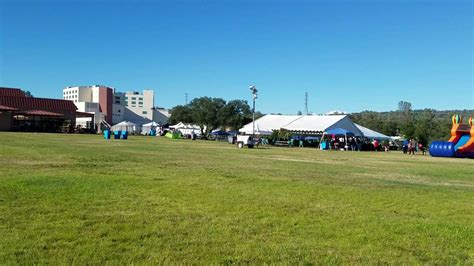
[0,133,472,264]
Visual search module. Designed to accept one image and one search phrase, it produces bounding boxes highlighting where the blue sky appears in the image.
[0,0,472,114]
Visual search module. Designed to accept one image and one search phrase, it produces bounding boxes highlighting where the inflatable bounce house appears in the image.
[430,115,474,158]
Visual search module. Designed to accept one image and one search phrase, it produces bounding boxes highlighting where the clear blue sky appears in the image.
[0,0,472,114]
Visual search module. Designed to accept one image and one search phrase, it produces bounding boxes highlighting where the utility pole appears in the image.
[249,85,258,139]
[305,92,308,115]
[185,93,188,105]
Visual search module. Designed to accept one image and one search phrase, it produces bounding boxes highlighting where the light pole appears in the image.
[249,85,258,139]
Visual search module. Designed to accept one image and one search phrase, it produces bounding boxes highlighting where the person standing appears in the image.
[373,139,379,151]
[418,143,425,155]
[409,139,415,155]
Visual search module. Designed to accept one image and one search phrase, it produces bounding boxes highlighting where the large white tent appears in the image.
[282,115,363,135]
[239,115,302,135]
[239,114,390,139]
[240,114,364,136]
[355,123,391,140]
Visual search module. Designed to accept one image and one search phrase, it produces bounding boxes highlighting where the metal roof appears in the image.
[0,104,18,111]
[18,110,64,117]
[0,88,26,97]
[0,96,77,112]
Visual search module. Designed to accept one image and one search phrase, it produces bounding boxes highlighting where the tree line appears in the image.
[169,97,263,138]
[350,101,473,145]
[170,98,473,145]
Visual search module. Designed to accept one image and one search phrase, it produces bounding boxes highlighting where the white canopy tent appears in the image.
[169,122,202,136]
[141,121,160,135]
[111,121,140,134]
[239,114,364,136]
[239,115,302,135]
[282,115,363,136]
[354,124,391,140]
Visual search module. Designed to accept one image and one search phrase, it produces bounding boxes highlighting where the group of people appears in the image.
[402,139,425,155]
[324,137,385,151]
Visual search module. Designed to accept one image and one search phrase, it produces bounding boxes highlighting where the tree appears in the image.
[297,111,302,115]
[21,90,34,97]
[220,100,252,130]
[398,101,412,113]
[397,101,415,138]
[169,97,262,138]
[188,97,226,138]
[254,111,264,120]
[414,109,435,146]
[169,105,193,125]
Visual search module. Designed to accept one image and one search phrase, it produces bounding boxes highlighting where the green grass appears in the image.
[0,132,472,264]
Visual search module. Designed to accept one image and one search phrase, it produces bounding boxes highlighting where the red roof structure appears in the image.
[0,104,18,111]
[76,111,95,118]
[18,110,64,117]
[0,88,26,97]
[0,96,77,112]
[0,87,79,132]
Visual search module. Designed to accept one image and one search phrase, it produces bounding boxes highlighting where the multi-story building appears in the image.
[112,89,169,125]
[122,90,154,109]
[63,85,113,127]
[63,86,169,129]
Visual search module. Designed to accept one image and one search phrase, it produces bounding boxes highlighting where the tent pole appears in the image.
[319,132,325,150]
[345,133,348,151]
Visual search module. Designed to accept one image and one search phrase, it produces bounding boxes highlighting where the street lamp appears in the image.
[249,85,258,139]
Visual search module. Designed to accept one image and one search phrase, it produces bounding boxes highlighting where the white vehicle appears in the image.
[236,135,255,148]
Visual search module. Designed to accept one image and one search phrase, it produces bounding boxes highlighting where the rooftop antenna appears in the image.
[305,92,309,115]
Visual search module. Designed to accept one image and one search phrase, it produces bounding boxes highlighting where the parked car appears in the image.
[236,135,255,148]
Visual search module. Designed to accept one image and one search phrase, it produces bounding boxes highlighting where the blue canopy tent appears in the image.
[290,135,305,141]
[325,128,355,136]
[210,130,229,136]
[320,128,355,150]
[226,130,239,136]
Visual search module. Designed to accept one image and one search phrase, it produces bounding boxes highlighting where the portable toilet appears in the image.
[113,130,121,139]
[121,131,129,140]
[103,129,111,140]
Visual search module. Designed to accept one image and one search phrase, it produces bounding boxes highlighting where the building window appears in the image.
[142,111,147,115]
[115,101,120,104]
[139,97,143,101]
[131,97,136,100]
[138,102,143,105]
[131,101,136,104]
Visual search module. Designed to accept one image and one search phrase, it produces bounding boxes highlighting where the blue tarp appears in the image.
[325,128,355,136]
[290,135,305,140]
[226,130,239,136]
[210,130,229,136]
